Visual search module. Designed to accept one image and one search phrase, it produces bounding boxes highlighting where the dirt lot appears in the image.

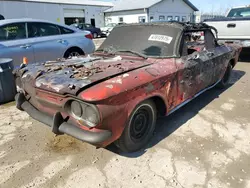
[0,39,250,188]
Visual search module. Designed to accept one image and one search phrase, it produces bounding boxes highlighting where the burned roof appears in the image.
[97,21,218,58]
[115,21,217,32]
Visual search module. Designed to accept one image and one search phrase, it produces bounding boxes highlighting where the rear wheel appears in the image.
[216,64,232,89]
[116,100,157,152]
[64,48,84,59]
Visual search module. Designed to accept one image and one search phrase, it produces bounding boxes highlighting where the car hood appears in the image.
[15,55,152,96]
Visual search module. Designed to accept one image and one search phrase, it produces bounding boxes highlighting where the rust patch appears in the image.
[15,56,153,95]
[145,83,155,93]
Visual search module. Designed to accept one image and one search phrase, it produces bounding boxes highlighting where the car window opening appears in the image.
[182,30,216,56]
[227,7,250,17]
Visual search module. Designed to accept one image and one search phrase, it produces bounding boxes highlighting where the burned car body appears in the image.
[14,22,242,152]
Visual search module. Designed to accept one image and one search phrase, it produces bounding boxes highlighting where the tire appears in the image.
[15,92,24,111]
[116,100,157,152]
[64,48,84,59]
[216,64,232,89]
[93,32,98,39]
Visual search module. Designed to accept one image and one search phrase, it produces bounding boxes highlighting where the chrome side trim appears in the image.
[168,79,221,116]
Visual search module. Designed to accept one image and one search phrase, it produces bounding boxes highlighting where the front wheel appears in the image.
[216,64,232,89]
[116,100,157,152]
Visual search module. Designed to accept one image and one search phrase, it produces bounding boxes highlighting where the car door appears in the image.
[203,30,230,84]
[27,22,68,63]
[176,33,214,104]
[176,52,212,103]
[0,22,35,67]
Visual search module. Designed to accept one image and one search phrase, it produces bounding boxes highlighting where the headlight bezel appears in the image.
[64,99,100,128]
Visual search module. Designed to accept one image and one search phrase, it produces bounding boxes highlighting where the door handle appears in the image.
[20,44,31,49]
[207,52,214,57]
[227,23,236,28]
[57,39,65,43]
[187,54,200,61]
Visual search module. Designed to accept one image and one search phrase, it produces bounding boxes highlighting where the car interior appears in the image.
[181,30,217,57]
[0,23,26,41]
[28,22,60,38]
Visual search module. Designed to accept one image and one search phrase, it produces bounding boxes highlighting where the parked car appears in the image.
[100,23,124,37]
[70,23,101,38]
[0,18,95,67]
[14,22,241,152]
[204,6,250,48]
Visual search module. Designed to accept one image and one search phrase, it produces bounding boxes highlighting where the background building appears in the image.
[0,0,113,27]
[104,0,198,24]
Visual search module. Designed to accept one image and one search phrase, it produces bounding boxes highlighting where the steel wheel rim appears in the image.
[130,108,152,142]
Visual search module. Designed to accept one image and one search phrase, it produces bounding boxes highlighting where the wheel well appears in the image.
[230,59,236,68]
[64,47,84,58]
[150,96,167,117]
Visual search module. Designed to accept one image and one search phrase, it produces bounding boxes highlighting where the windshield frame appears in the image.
[97,24,183,59]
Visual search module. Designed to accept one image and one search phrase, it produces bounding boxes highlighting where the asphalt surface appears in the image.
[0,39,250,188]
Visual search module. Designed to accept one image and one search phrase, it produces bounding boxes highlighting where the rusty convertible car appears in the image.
[14,22,241,152]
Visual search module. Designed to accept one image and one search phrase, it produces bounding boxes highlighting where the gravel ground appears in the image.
[94,38,105,49]
[0,39,250,188]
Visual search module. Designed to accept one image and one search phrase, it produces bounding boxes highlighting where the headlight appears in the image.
[86,106,99,126]
[66,100,100,128]
[71,101,82,117]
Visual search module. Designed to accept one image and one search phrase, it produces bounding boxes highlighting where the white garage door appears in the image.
[63,9,85,18]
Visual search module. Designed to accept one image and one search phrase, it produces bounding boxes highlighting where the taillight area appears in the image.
[85,33,93,40]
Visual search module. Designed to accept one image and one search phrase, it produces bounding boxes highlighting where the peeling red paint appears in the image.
[14,22,242,148]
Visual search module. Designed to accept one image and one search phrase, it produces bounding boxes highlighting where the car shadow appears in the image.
[106,69,246,157]
[239,49,250,62]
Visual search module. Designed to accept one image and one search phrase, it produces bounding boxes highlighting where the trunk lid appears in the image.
[17,55,152,95]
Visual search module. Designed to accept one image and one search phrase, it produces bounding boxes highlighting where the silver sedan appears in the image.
[0,18,95,67]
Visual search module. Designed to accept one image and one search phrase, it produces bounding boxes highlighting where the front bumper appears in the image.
[15,93,112,145]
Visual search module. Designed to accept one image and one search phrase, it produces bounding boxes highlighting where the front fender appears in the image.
[95,92,168,146]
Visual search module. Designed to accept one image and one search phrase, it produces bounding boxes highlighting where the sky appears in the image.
[188,0,250,13]
[100,0,250,14]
